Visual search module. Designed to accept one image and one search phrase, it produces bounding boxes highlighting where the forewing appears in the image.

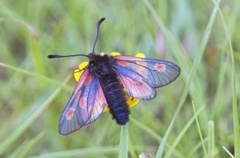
[59,69,107,135]
[112,55,180,100]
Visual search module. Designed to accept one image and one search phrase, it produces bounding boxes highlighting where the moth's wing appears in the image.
[112,55,180,100]
[59,69,107,135]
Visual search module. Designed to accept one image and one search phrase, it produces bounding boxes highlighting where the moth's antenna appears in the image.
[48,54,88,59]
[47,18,105,59]
[92,17,105,53]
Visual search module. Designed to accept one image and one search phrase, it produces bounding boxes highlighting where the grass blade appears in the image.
[0,78,68,156]
[142,0,220,157]
[212,0,240,156]
[207,121,215,158]
[118,124,129,158]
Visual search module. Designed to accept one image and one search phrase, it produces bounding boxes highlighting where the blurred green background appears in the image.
[0,0,239,158]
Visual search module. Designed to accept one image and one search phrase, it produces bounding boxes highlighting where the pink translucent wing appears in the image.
[59,69,107,135]
[112,55,180,100]
[117,73,156,100]
[85,84,108,125]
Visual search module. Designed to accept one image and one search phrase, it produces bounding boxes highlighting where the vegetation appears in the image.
[0,0,239,157]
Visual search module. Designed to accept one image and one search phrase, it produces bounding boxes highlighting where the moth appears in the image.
[48,17,181,135]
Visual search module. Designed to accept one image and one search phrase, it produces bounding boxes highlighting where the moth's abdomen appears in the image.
[101,72,129,125]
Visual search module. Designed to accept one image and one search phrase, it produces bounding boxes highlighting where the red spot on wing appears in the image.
[155,63,166,72]
[114,56,141,61]
[80,97,87,110]
[116,61,130,67]
[85,75,92,86]
[95,87,107,106]
[136,61,148,66]
[137,67,148,78]
[74,90,81,102]
[66,107,75,120]
[75,69,89,91]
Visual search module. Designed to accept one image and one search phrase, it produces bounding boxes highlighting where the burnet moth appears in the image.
[48,17,180,135]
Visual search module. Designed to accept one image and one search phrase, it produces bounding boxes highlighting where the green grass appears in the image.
[0,0,239,157]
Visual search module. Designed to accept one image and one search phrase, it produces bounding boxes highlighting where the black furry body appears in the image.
[88,53,129,125]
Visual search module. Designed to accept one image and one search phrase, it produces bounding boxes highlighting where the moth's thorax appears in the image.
[88,53,114,76]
